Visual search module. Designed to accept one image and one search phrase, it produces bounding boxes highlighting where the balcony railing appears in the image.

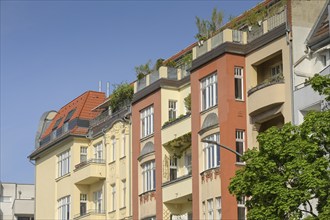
[268,9,286,31]
[74,158,105,170]
[90,104,130,127]
[248,75,284,96]
[74,209,105,219]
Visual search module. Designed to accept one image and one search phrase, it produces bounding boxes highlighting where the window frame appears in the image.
[93,190,103,213]
[168,100,177,121]
[200,73,218,111]
[58,195,70,220]
[141,160,156,193]
[207,199,214,220]
[57,150,70,177]
[234,67,244,101]
[94,142,103,160]
[236,130,245,163]
[140,105,154,138]
[203,133,220,170]
[80,146,88,163]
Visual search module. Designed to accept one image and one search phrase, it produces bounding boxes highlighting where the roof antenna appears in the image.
[98,81,102,92]
[106,82,110,97]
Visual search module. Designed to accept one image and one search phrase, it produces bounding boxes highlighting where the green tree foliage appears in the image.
[310,74,330,101]
[109,83,133,113]
[195,7,224,41]
[135,60,152,80]
[229,74,330,219]
[184,93,191,112]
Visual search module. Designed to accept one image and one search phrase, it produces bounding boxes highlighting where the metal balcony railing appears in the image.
[74,209,106,219]
[248,75,284,96]
[74,158,106,170]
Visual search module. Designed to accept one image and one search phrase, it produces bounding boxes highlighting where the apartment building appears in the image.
[29,91,106,220]
[130,0,327,219]
[0,182,34,220]
[131,47,193,220]
[29,1,328,220]
[294,1,330,125]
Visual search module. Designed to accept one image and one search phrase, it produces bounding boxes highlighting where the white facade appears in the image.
[0,183,35,220]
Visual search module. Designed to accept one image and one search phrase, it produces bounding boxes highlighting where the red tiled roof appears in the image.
[41,91,105,138]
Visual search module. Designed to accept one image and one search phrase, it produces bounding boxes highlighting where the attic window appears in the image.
[52,118,62,130]
[64,109,76,122]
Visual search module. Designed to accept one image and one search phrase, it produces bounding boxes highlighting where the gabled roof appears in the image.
[41,91,105,139]
[306,1,330,50]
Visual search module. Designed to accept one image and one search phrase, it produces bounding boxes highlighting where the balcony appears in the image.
[248,76,285,115]
[162,175,192,203]
[193,7,286,60]
[134,66,188,92]
[73,159,106,185]
[12,199,34,215]
[73,210,105,220]
[162,114,191,145]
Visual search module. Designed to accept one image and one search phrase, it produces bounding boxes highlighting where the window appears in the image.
[202,201,206,219]
[141,106,154,138]
[121,179,126,208]
[207,199,214,220]
[142,160,156,192]
[94,142,103,160]
[168,100,177,120]
[203,133,220,170]
[111,138,116,162]
[236,130,245,163]
[94,191,103,213]
[234,67,244,100]
[237,196,246,220]
[201,73,217,111]
[170,157,178,181]
[51,130,57,140]
[80,194,87,216]
[111,184,116,211]
[58,150,70,177]
[58,196,70,220]
[121,132,126,157]
[270,63,282,78]
[80,147,87,163]
[185,152,192,175]
[215,197,222,219]
[63,122,69,133]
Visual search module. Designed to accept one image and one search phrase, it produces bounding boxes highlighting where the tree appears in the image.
[109,83,133,113]
[229,74,330,219]
[195,7,224,41]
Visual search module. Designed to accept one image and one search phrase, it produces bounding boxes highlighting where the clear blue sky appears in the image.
[1,0,261,184]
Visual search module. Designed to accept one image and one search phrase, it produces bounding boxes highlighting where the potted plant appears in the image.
[135,61,152,80]
[109,83,134,113]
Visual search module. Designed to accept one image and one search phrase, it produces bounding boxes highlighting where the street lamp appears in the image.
[201,139,243,158]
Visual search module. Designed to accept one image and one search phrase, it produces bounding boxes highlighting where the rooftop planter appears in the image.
[109,83,133,112]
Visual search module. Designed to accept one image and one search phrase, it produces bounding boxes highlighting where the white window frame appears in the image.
[184,152,192,175]
[170,157,178,181]
[168,100,177,121]
[111,184,116,211]
[80,146,87,163]
[236,130,245,163]
[121,179,126,208]
[234,67,244,101]
[201,73,218,111]
[215,197,222,219]
[57,150,70,177]
[140,106,154,138]
[270,62,283,78]
[63,121,69,133]
[94,142,103,160]
[203,133,220,170]
[207,199,214,220]
[80,194,87,216]
[141,160,156,192]
[237,196,246,220]
[94,190,103,213]
[58,195,70,220]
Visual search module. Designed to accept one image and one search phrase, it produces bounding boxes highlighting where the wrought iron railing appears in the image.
[248,75,284,96]
[73,209,105,219]
[74,158,106,170]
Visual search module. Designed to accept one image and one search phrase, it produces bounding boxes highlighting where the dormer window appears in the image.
[62,109,76,133]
